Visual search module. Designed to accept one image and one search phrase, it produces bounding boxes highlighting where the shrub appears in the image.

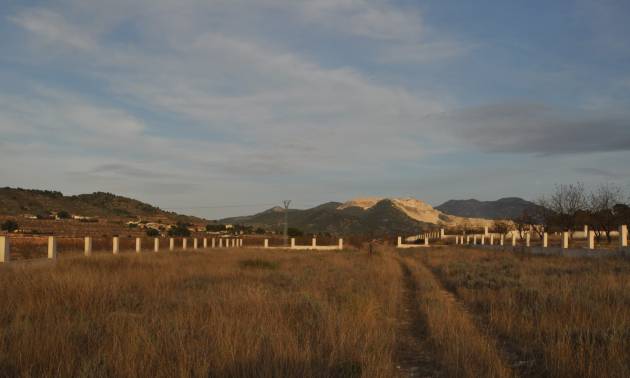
[146,228,160,237]
[1,220,19,232]
[288,227,303,237]
[57,210,71,219]
[168,222,191,237]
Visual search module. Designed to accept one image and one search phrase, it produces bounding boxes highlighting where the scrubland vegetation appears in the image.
[0,246,629,377]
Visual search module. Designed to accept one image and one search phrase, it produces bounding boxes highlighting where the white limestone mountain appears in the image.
[220,197,494,235]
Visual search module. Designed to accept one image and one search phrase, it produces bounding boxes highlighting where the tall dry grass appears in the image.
[424,247,630,377]
[0,249,402,377]
[400,253,513,378]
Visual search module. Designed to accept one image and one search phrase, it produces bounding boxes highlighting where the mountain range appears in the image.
[435,197,540,220]
[220,197,499,235]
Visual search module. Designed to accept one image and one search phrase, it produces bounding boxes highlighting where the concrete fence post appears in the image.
[48,236,57,260]
[473,235,478,245]
[543,233,548,248]
[512,233,516,247]
[454,236,458,245]
[290,238,296,248]
[193,238,198,250]
[620,225,628,248]
[466,235,470,244]
[481,235,485,245]
[526,233,531,247]
[424,237,429,246]
[588,231,595,250]
[219,238,223,248]
[440,228,445,239]
[212,238,216,248]
[169,238,175,251]
[182,238,188,250]
[263,239,269,248]
[562,232,569,249]
[154,238,160,252]
[500,234,505,246]
[1,236,10,263]
[312,238,316,247]
[338,238,343,250]
[584,225,588,239]
[135,238,141,253]
[490,234,494,245]
[84,237,92,257]
[113,237,120,255]
[397,236,402,247]
[203,238,208,249]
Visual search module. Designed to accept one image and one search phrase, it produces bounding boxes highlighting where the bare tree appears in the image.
[542,182,587,234]
[493,220,512,236]
[588,183,625,242]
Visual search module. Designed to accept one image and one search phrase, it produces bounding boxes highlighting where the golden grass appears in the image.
[423,247,630,377]
[400,254,513,378]
[0,249,402,377]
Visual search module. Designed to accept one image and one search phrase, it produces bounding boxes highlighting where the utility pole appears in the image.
[283,200,291,247]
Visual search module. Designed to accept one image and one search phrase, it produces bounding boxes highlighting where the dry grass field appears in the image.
[0,246,629,377]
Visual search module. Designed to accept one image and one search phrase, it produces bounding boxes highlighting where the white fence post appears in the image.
[543,233,548,248]
[113,237,119,255]
[338,238,343,250]
[219,238,223,248]
[620,225,628,248]
[424,237,429,246]
[84,237,92,256]
[136,238,142,254]
[588,231,595,250]
[512,233,516,247]
[473,235,478,245]
[182,238,188,250]
[154,238,160,252]
[264,239,269,248]
[481,235,485,245]
[48,236,57,260]
[0,236,10,263]
[312,238,316,247]
[193,238,198,250]
[500,234,504,246]
[584,225,588,238]
[169,238,175,251]
[562,232,569,249]
[212,238,216,248]
[526,233,531,247]
[290,238,296,249]
[203,238,208,248]
[440,228,445,239]
[397,236,402,247]
[484,226,489,236]
[490,234,494,245]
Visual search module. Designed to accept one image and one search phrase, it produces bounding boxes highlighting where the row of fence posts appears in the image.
[0,236,345,264]
[0,236,244,264]
[453,225,629,250]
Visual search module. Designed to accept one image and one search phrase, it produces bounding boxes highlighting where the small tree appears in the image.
[146,228,160,237]
[287,227,303,237]
[1,219,19,232]
[57,210,71,219]
[588,183,624,242]
[493,220,512,236]
[168,222,191,237]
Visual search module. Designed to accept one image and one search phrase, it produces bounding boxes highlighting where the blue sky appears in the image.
[1,0,629,218]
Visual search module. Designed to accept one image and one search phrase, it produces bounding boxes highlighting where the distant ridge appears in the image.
[435,197,540,220]
[0,187,206,223]
[220,197,494,235]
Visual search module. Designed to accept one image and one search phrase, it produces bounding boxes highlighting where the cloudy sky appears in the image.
[1,0,630,218]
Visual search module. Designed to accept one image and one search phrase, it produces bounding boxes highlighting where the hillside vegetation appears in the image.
[0,187,204,224]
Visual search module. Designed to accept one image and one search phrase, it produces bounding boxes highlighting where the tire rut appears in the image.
[395,261,443,378]
[418,258,542,378]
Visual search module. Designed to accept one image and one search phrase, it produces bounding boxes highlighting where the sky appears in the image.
[1,0,630,218]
